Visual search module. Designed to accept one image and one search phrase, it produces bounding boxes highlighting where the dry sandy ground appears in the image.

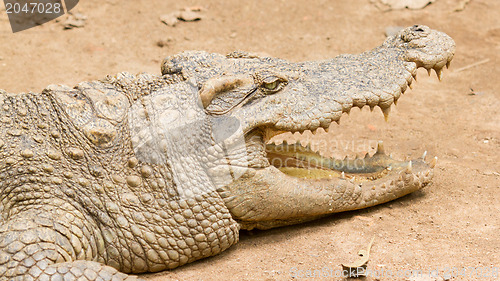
[1,0,499,280]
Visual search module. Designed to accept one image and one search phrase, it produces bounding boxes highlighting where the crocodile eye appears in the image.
[264,80,279,91]
[261,76,286,93]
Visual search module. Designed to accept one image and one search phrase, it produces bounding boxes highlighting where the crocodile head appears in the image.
[160,25,455,229]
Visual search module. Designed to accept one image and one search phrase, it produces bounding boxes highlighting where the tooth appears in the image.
[381,106,391,121]
[427,68,432,76]
[376,141,385,155]
[412,73,417,81]
[312,129,317,135]
[369,105,375,112]
[430,157,437,168]
[406,161,412,173]
[341,171,345,179]
[421,151,427,161]
[408,79,414,89]
[335,119,340,125]
[446,60,451,69]
[434,68,443,81]
[345,107,351,115]
[325,127,329,133]
[283,140,288,145]
[394,98,398,106]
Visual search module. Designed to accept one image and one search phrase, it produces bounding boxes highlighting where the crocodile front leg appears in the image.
[0,206,141,280]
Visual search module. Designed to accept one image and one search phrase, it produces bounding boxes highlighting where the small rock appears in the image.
[63,13,87,29]
[160,7,203,27]
[178,10,202,22]
[160,13,179,26]
[156,38,173,48]
[454,0,471,12]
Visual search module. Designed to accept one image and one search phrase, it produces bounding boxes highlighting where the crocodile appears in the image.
[0,25,455,280]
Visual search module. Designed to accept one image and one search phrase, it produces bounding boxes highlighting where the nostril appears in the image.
[412,25,424,32]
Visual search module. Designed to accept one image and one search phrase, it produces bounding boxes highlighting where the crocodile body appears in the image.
[0,25,455,280]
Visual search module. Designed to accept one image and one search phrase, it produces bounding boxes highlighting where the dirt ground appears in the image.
[1,0,499,280]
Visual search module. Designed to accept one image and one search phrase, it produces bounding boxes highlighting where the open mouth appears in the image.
[266,138,405,181]
[244,67,443,186]
[262,130,435,184]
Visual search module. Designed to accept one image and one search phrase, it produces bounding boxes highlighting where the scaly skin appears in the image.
[0,25,455,280]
